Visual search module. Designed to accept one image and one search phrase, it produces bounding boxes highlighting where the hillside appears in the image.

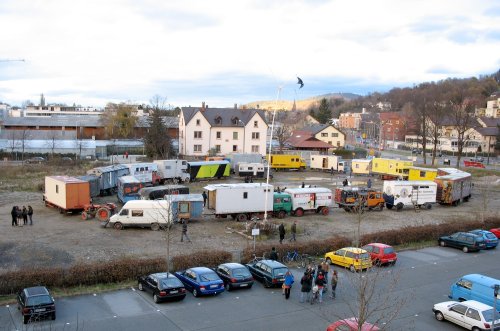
[244,92,360,111]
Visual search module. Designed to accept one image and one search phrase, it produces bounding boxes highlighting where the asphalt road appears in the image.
[2,246,499,331]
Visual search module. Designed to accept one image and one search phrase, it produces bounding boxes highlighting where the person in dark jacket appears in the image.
[315,272,326,303]
[343,178,348,187]
[202,191,207,207]
[180,219,191,243]
[269,247,279,261]
[22,206,28,225]
[289,221,297,241]
[300,272,312,303]
[278,223,286,244]
[330,270,338,299]
[367,178,372,189]
[28,205,33,225]
[11,206,18,226]
[16,206,23,226]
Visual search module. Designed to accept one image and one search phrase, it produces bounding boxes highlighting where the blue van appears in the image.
[449,274,500,312]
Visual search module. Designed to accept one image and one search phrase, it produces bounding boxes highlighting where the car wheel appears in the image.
[349,265,356,273]
[434,311,444,321]
[264,279,272,288]
[153,294,160,303]
[374,259,381,267]
[439,240,446,247]
[151,223,160,231]
[294,208,304,217]
[326,257,332,265]
[378,203,384,211]
[462,246,469,253]
[225,283,231,291]
[472,327,481,331]
[193,289,199,297]
[113,222,123,230]
[51,312,56,320]
[321,207,329,215]
[396,203,404,211]
[23,315,29,324]
[138,283,144,291]
[386,204,393,210]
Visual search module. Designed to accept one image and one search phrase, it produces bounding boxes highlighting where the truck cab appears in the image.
[335,187,385,212]
[273,192,292,219]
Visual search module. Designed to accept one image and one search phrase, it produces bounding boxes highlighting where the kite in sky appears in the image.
[297,76,304,89]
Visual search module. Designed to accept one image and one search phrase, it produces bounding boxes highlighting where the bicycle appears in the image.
[282,249,302,264]
[248,253,266,264]
[299,254,314,268]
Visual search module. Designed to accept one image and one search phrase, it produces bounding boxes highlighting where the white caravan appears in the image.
[382,180,437,211]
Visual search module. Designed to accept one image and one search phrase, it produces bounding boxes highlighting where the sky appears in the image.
[0,0,499,109]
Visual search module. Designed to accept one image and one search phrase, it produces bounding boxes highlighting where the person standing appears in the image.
[343,178,348,187]
[22,206,28,225]
[289,221,297,241]
[367,178,372,189]
[180,219,191,243]
[269,247,279,261]
[300,272,312,303]
[315,272,326,303]
[301,182,305,188]
[16,206,23,226]
[278,222,286,244]
[202,191,207,207]
[330,270,338,299]
[283,270,294,300]
[321,259,330,285]
[11,206,18,226]
[28,205,33,225]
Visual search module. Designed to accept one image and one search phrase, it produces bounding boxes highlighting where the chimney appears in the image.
[201,102,205,111]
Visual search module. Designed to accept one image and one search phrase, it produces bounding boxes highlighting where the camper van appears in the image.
[382,180,437,211]
[236,162,266,178]
[153,159,190,184]
[108,200,173,230]
[449,274,500,312]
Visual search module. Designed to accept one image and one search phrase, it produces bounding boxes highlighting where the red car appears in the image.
[361,243,397,266]
[490,228,500,239]
[327,317,380,331]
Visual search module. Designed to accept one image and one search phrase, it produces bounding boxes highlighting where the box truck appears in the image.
[382,180,437,211]
[121,163,161,186]
[204,183,274,221]
[117,176,143,203]
[87,164,130,196]
[236,162,266,178]
[284,187,333,216]
[165,194,204,223]
[370,158,413,180]
[351,159,372,176]
[310,155,347,172]
[434,168,472,206]
[108,200,174,230]
[77,174,100,198]
[267,154,306,171]
[44,176,91,214]
[153,159,191,184]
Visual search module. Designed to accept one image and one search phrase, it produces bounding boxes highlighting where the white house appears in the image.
[179,103,268,157]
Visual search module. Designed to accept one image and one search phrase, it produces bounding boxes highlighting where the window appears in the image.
[196,119,200,126]
[252,132,260,139]
[179,202,189,213]
[420,171,425,178]
[131,210,143,217]
[254,120,258,128]
[233,132,238,140]
[466,308,481,321]
[216,131,221,139]
[215,116,222,125]
[56,185,59,194]
[194,131,202,139]
[251,145,259,153]
[233,145,237,152]
[120,209,128,216]
[321,133,328,137]
[243,192,248,199]
[215,145,221,153]
[194,145,202,152]
[450,304,468,315]
[456,279,472,290]
[331,133,338,137]
[373,246,380,254]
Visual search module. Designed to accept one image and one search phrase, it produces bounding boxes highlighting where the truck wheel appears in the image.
[396,203,404,211]
[236,214,248,222]
[321,207,329,215]
[386,204,393,210]
[277,210,286,219]
[344,207,350,213]
[294,209,304,217]
[96,208,111,222]
[81,212,89,220]
[151,223,160,231]
[113,222,123,230]
[424,203,432,210]
[378,203,384,211]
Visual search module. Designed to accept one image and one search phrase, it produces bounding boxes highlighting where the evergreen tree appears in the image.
[143,109,173,158]
[316,98,331,124]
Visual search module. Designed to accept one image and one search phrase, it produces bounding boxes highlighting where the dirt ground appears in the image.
[1,170,499,273]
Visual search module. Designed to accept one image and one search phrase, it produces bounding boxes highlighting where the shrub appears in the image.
[171,250,232,271]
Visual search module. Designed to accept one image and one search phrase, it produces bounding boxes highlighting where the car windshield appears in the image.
[482,308,495,322]
[231,267,251,278]
[199,272,219,282]
[159,278,183,289]
[384,247,394,254]
[273,268,288,277]
[26,295,53,306]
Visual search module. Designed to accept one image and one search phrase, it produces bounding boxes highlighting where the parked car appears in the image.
[326,317,380,331]
[215,263,254,291]
[361,243,397,266]
[174,267,224,297]
[324,247,372,272]
[469,230,498,249]
[246,259,288,288]
[490,228,500,239]
[438,232,486,253]
[137,272,186,303]
[25,157,46,164]
[17,286,56,324]
[432,300,499,330]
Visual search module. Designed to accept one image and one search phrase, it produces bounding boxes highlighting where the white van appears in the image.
[109,200,173,230]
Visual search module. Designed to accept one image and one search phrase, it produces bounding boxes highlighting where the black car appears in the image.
[215,263,254,291]
[438,232,486,253]
[17,286,56,324]
[246,259,288,288]
[138,272,186,303]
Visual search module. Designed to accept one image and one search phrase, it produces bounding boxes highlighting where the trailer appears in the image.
[382,180,437,211]
[121,163,161,186]
[351,159,372,176]
[139,185,189,200]
[117,176,143,203]
[164,194,204,223]
[76,174,100,198]
[310,155,347,172]
[370,158,413,180]
[153,159,191,184]
[283,187,333,216]
[267,154,306,171]
[408,167,438,181]
[236,162,266,178]
[434,168,472,206]
[87,164,130,196]
[43,176,91,214]
[187,160,231,181]
[225,153,263,173]
[204,183,274,221]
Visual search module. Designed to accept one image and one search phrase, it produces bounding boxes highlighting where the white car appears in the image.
[432,300,500,330]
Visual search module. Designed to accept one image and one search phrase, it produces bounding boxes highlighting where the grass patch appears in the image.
[394,239,436,251]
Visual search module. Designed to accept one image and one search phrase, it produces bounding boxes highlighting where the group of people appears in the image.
[278,221,297,243]
[11,205,34,226]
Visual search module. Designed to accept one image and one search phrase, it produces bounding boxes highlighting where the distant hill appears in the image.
[244,92,361,111]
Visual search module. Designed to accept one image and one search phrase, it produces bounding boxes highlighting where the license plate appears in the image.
[210,285,218,288]
[170,290,178,294]
[388,260,394,262]
[240,284,248,287]
[279,278,284,282]
[34,308,46,312]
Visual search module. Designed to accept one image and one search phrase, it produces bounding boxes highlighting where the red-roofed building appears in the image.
[285,130,335,152]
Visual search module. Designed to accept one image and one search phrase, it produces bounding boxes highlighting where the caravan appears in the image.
[382,180,437,211]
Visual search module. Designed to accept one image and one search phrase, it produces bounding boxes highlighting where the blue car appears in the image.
[174,267,225,297]
[469,230,498,249]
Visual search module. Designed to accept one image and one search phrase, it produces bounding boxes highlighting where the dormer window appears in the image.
[232,117,240,125]
[215,116,222,125]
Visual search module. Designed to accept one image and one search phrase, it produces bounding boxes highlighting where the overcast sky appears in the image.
[0,0,499,108]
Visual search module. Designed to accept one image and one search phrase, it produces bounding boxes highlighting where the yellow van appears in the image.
[324,247,372,272]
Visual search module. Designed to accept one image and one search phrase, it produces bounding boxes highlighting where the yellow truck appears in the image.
[370,157,413,180]
[267,154,306,171]
[408,166,438,181]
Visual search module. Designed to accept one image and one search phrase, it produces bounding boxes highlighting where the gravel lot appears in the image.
[1,170,499,272]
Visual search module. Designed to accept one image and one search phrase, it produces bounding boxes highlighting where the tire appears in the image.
[294,208,304,217]
[374,259,381,267]
[326,257,332,265]
[151,223,160,231]
[396,203,404,211]
[236,213,248,222]
[462,246,469,253]
[321,207,329,215]
[264,279,272,288]
[81,211,89,220]
[153,294,160,303]
[349,265,356,272]
[23,315,29,324]
[96,208,111,222]
[472,327,480,331]
[193,289,199,297]
[138,283,144,291]
[113,222,123,230]
[434,311,444,321]
[386,204,393,210]
[225,283,231,291]
[439,240,446,247]
[51,312,56,320]
[378,203,384,211]
[278,210,286,219]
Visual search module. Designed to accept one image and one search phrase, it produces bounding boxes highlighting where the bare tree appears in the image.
[45,130,61,159]
[448,93,478,168]
[425,96,447,165]
[154,196,178,273]
[19,130,31,163]
[275,124,292,152]
[8,130,20,160]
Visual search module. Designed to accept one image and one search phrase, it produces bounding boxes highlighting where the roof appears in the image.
[285,130,334,149]
[474,126,498,136]
[188,160,229,166]
[189,266,215,274]
[383,180,437,186]
[118,175,141,184]
[285,187,332,194]
[352,159,372,163]
[181,106,267,127]
[220,262,246,269]
[204,183,273,191]
[47,175,85,183]
[337,247,368,253]
[25,286,50,296]
[478,116,500,127]
[258,259,287,268]
[152,272,177,279]
[167,194,203,202]
[409,166,438,172]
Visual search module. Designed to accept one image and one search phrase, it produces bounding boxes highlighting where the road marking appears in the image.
[197,303,201,306]
[157,309,160,312]
[411,266,415,269]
